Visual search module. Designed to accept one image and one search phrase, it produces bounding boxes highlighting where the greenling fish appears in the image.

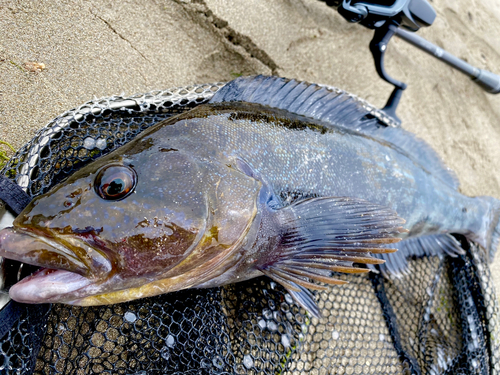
[0,76,499,317]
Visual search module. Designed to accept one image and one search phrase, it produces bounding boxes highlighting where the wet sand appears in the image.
[1,0,500,287]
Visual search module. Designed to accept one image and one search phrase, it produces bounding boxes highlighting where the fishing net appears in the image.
[1,81,499,375]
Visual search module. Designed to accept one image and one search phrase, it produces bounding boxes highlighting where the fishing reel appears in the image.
[321,0,436,123]
[320,0,500,124]
[323,0,436,31]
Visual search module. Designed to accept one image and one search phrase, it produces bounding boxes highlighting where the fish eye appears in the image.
[95,165,137,201]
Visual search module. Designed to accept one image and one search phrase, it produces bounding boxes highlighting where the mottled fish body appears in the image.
[0,76,498,317]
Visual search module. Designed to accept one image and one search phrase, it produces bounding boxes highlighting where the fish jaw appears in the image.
[0,227,92,274]
[9,268,94,304]
[0,227,113,303]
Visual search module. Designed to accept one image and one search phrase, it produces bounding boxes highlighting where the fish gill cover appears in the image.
[0,79,499,375]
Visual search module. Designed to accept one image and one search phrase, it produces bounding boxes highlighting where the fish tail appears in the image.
[475,196,500,261]
[487,197,500,260]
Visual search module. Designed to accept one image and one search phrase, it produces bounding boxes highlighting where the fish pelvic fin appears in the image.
[256,196,406,318]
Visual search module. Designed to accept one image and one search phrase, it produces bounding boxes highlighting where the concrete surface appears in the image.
[1,0,500,288]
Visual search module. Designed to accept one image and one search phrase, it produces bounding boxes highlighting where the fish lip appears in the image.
[0,226,111,278]
[0,227,112,304]
[9,268,95,304]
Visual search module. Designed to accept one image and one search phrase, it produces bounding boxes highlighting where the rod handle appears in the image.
[474,69,500,94]
[394,27,500,95]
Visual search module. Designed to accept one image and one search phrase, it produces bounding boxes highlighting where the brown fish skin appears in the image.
[0,136,261,304]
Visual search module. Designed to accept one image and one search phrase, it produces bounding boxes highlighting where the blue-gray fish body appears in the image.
[0,76,498,317]
[177,102,478,242]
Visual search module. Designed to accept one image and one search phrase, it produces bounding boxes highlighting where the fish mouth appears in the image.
[0,227,112,303]
[8,268,94,304]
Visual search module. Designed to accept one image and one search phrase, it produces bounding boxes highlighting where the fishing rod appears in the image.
[320,0,500,124]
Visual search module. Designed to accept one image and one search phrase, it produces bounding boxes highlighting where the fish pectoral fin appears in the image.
[258,196,407,318]
[371,233,465,277]
[285,282,321,319]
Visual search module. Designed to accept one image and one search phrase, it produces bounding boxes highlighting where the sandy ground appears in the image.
[1,1,500,287]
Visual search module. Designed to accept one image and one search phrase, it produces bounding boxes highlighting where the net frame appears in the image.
[0,80,498,375]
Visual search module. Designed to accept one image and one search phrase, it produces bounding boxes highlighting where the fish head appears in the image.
[0,135,261,305]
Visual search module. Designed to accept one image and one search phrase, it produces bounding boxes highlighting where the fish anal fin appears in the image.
[373,233,465,276]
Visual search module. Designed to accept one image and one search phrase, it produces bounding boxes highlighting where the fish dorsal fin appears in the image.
[210,75,460,190]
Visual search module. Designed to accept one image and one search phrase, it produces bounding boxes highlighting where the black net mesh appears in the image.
[1,81,499,375]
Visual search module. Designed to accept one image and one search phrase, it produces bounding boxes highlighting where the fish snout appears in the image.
[0,227,111,278]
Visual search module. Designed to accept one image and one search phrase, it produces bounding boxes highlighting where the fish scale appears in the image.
[167,103,474,239]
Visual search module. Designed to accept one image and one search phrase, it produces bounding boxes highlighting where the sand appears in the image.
[1,0,500,287]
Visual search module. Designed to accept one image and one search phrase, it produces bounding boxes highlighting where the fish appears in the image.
[0,75,499,318]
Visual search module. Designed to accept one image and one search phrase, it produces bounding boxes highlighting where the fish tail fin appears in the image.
[468,196,500,261]
[480,196,500,261]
